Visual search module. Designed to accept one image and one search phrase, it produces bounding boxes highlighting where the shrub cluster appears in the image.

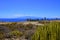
[31,21,60,40]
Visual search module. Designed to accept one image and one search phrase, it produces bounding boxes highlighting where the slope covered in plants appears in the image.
[31,21,60,40]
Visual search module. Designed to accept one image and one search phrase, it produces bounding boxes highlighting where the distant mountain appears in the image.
[0,16,42,22]
[0,16,60,22]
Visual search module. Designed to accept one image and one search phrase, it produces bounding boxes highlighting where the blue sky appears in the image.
[0,0,60,18]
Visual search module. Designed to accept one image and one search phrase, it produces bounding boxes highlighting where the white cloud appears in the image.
[13,14,24,17]
[13,14,35,18]
[0,14,38,18]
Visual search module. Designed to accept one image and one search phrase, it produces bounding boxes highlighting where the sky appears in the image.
[0,0,60,18]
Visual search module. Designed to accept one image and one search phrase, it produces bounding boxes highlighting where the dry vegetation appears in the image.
[0,21,41,40]
[0,21,60,40]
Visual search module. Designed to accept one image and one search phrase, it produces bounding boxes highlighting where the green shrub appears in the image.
[9,30,23,37]
[0,32,5,39]
[31,21,60,40]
